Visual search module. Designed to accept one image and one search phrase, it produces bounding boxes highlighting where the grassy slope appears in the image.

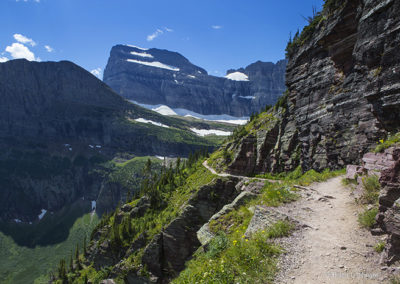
[66,160,216,283]
[173,167,345,283]
[0,156,163,284]
[0,212,99,284]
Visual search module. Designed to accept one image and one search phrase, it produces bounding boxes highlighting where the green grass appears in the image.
[358,208,378,229]
[173,221,293,284]
[0,211,99,284]
[259,183,299,207]
[374,241,385,253]
[360,175,380,204]
[375,132,400,153]
[108,156,162,190]
[257,166,345,186]
[209,206,253,235]
[69,161,217,283]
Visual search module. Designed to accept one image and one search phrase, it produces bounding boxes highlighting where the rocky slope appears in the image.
[219,0,400,175]
[103,44,286,116]
[0,59,217,229]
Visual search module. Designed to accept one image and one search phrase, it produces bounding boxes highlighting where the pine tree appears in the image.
[83,236,87,256]
[69,254,73,272]
[58,259,67,280]
[75,244,82,270]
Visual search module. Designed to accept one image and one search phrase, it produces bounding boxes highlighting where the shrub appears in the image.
[361,175,380,204]
[206,232,229,258]
[265,220,294,238]
[358,208,378,228]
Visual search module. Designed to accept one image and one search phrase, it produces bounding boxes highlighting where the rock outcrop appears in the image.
[85,176,241,283]
[374,147,400,264]
[346,146,400,264]
[103,44,286,116]
[224,0,400,174]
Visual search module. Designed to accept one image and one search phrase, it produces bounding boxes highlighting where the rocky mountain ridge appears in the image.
[103,44,286,117]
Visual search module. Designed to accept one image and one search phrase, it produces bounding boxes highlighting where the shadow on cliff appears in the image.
[0,200,94,248]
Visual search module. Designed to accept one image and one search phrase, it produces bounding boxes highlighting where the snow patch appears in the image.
[156,156,165,160]
[91,201,96,211]
[14,219,22,223]
[238,96,255,99]
[130,51,154,58]
[135,118,170,128]
[38,209,47,220]
[187,75,196,79]
[214,119,248,125]
[153,105,177,116]
[126,59,180,71]
[96,145,102,148]
[225,72,249,81]
[130,101,249,125]
[125,44,148,51]
[190,128,232,136]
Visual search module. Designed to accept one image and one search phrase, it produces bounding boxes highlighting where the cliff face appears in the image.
[0,59,215,226]
[103,45,286,116]
[226,0,400,174]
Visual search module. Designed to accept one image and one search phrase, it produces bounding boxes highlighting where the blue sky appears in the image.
[0,0,324,78]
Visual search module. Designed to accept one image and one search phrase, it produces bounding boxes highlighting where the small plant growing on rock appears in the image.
[374,241,385,253]
[374,132,400,153]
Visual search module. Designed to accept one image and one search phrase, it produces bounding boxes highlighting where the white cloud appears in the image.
[5,43,36,61]
[44,45,54,52]
[16,0,40,2]
[212,25,223,29]
[13,34,36,46]
[147,29,164,41]
[146,27,173,41]
[90,68,102,78]
[0,57,9,63]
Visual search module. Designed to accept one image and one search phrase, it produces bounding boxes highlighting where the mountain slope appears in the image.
[103,44,286,116]
[0,59,221,225]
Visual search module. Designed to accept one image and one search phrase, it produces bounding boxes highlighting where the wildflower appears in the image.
[242,235,245,238]
[233,240,238,245]
[380,139,384,144]
[245,239,249,242]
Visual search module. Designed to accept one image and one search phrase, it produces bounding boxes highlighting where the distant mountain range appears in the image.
[103,44,286,117]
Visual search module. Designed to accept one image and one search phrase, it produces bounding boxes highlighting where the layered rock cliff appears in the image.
[103,45,286,116]
[223,0,400,174]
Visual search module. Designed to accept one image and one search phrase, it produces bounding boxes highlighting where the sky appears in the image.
[0,0,324,78]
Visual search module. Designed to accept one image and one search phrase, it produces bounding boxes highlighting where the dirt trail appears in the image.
[202,161,278,183]
[276,177,390,284]
[202,161,392,283]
